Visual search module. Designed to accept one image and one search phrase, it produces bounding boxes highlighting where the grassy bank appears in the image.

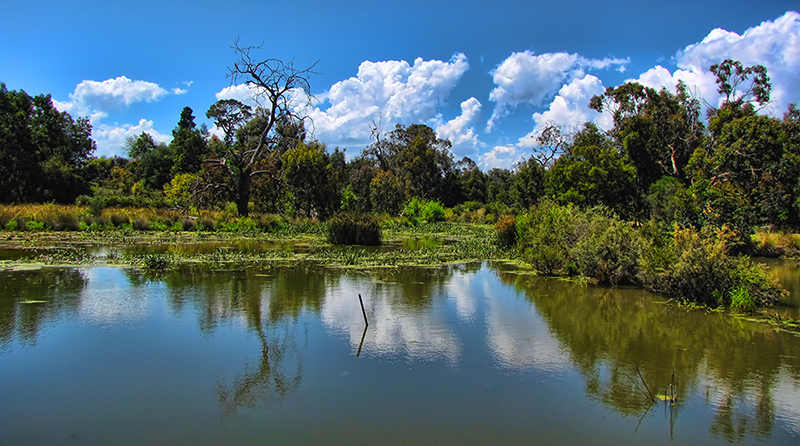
[0,204,324,234]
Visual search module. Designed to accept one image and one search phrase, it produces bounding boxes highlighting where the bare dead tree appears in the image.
[204,40,316,216]
[529,123,572,168]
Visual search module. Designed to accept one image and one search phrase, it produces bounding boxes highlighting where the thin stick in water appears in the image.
[358,294,369,327]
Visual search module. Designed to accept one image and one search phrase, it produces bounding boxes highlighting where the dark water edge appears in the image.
[1,262,800,445]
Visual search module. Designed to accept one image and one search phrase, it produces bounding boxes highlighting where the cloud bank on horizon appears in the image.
[55,11,800,170]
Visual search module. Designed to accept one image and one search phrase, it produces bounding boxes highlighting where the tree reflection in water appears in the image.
[146,265,331,412]
[3,262,799,440]
[0,267,86,349]
[495,268,800,441]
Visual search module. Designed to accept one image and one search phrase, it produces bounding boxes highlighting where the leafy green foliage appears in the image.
[0,83,95,204]
[281,141,334,218]
[546,123,637,219]
[514,200,785,308]
[572,214,644,285]
[639,225,785,308]
[728,286,757,314]
[516,200,581,275]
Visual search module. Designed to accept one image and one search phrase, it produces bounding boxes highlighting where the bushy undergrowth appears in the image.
[512,199,786,309]
[326,213,381,245]
[751,230,800,257]
[448,201,517,224]
[573,214,644,285]
[403,197,446,223]
[639,225,785,310]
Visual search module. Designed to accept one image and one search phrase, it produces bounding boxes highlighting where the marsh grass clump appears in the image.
[728,286,757,314]
[109,213,131,227]
[142,254,172,271]
[326,213,381,245]
[197,217,215,231]
[133,218,150,231]
[495,215,517,248]
[181,218,196,231]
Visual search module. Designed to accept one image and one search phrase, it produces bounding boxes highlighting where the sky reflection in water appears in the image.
[1,263,799,444]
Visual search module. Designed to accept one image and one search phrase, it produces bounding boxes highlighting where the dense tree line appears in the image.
[0,83,95,203]
[2,59,800,236]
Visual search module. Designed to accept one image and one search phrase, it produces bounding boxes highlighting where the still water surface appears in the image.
[1,262,800,444]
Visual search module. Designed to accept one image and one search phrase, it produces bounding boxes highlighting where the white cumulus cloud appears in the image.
[52,76,187,157]
[435,97,483,159]
[633,11,800,115]
[67,76,168,112]
[528,74,609,138]
[487,50,627,131]
[92,119,170,158]
[301,53,470,146]
[478,145,525,170]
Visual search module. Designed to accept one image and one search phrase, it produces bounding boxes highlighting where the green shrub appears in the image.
[326,213,381,245]
[87,195,107,216]
[420,200,446,222]
[516,200,585,275]
[572,214,644,285]
[25,220,45,231]
[729,286,757,314]
[402,197,424,218]
[639,225,785,308]
[150,221,169,231]
[4,219,18,231]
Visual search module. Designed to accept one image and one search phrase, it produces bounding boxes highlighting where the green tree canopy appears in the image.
[0,83,95,203]
[546,123,637,218]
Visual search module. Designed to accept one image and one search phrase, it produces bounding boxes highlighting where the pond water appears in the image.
[1,262,800,444]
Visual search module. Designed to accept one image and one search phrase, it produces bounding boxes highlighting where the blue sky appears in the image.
[2,1,799,169]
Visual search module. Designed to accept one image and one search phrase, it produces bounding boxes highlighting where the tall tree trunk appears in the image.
[236,173,251,217]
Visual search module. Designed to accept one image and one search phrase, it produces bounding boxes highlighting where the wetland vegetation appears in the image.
[4,54,800,443]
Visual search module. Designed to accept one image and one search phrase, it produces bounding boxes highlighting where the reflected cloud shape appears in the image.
[79,267,150,324]
[321,277,461,363]
[482,280,571,372]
